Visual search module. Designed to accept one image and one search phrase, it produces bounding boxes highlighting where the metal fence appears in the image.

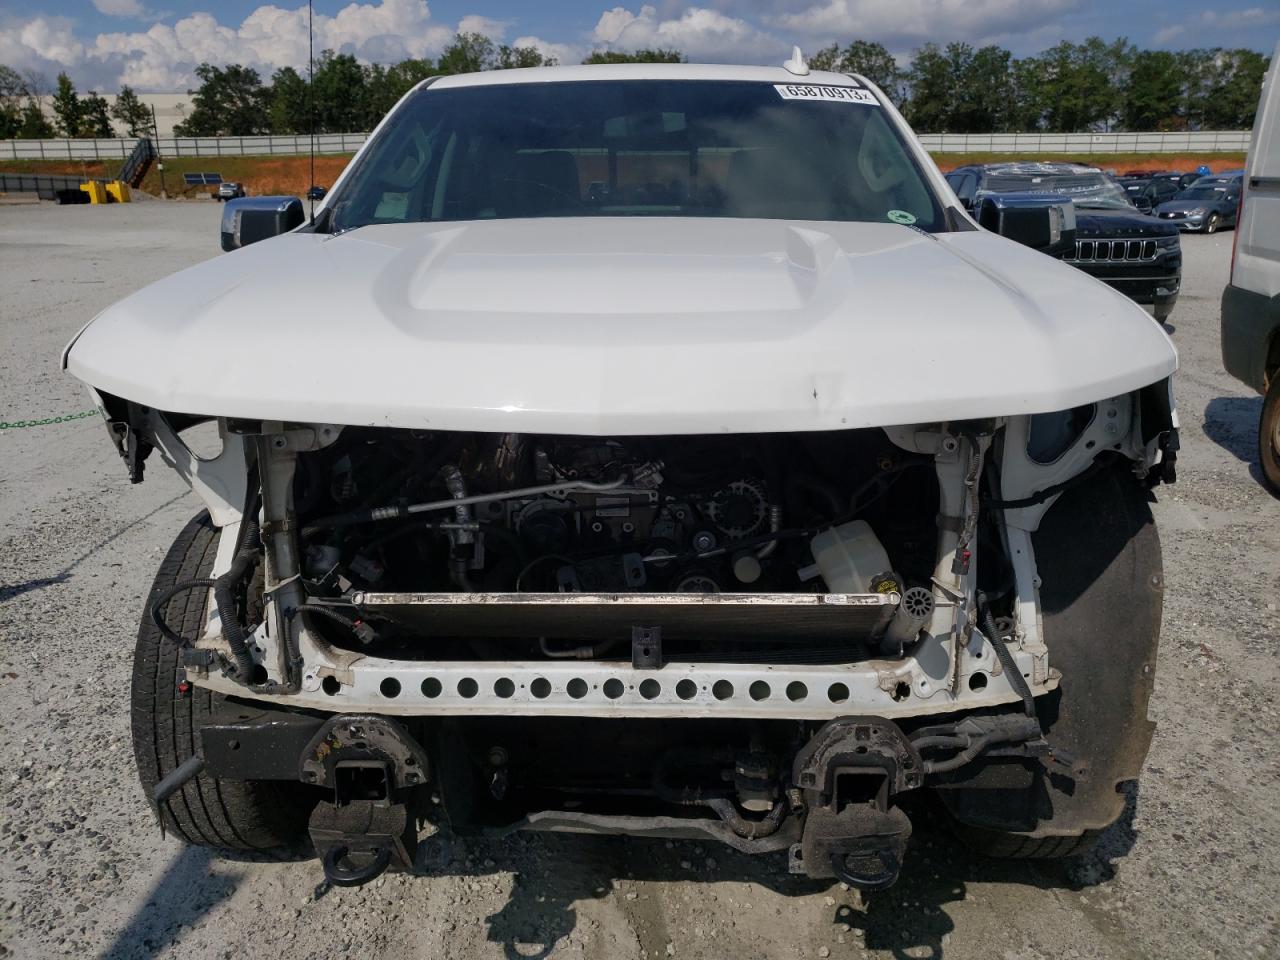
[915,130,1251,153]
[0,132,370,161]
[0,129,1253,162]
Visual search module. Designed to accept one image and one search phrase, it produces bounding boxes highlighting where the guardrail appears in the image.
[915,130,1251,153]
[0,133,370,161]
[0,129,1252,162]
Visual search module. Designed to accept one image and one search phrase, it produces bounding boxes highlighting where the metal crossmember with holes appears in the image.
[197,588,1056,720]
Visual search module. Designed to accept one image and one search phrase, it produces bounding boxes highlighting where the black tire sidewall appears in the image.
[132,511,308,852]
[1261,378,1280,496]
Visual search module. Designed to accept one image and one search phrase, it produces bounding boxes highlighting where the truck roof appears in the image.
[427,63,869,91]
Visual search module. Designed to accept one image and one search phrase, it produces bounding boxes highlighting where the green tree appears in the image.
[1036,41,1113,131]
[963,45,1016,132]
[51,71,83,137]
[174,63,269,136]
[1122,50,1183,130]
[79,93,114,137]
[17,100,54,137]
[437,32,495,74]
[808,40,903,104]
[905,43,952,132]
[1007,56,1046,131]
[0,64,24,138]
[496,44,556,69]
[312,51,366,132]
[360,58,440,128]
[110,84,152,137]
[582,49,683,64]
[268,66,309,134]
[1201,49,1270,129]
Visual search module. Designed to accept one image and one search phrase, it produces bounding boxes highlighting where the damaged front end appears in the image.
[85,384,1175,889]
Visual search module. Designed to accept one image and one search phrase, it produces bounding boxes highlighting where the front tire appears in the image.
[1205,213,1220,234]
[939,463,1162,858]
[1260,377,1280,495]
[131,511,310,852]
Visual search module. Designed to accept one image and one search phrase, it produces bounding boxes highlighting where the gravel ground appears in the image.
[1,203,1277,960]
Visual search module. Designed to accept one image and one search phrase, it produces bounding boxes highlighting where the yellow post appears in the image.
[105,181,131,203]
[79,181,108,204]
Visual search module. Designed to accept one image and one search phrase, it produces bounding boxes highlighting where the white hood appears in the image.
[65,217,1177,435]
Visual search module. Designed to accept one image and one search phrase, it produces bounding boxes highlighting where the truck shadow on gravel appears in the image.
[97,844,309,960]
[1203,396,1265,482]
[414,787,1139,960]
[97,846,240,959]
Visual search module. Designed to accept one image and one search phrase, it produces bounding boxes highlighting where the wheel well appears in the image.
[1267,329,1280,392]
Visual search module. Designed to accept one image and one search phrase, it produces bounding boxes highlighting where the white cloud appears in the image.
[1200,7,1280,29]
[591,5,783,61]
[91,0,147,17]
[1,0,458,91]
[512,34,584,65]
[770,0,1081,46]
[1152,24,1185,45]
[457,14,509,40]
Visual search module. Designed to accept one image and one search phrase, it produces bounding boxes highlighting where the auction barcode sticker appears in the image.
[774,84,879,105]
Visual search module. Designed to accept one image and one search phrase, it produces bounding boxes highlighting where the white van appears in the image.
[1222,40,1280,493]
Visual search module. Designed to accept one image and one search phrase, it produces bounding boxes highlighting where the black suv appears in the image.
[947,162,1182,320]
[1116,174,1182,213]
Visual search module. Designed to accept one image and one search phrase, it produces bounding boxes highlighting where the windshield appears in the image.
[1179,184,1232,200]
[978,171,1134,211]
[327,80,946,232]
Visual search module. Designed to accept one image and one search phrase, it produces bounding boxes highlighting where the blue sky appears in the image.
[2,1,1277,92]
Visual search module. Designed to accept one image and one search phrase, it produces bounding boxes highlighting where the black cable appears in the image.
[977,589,1036,718]
[214,519,260,682]
[300,603,363,637]
[983,455,1114,510]
[150,578,217,646]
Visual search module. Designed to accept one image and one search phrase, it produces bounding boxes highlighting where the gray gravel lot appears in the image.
[1,203,1277,960]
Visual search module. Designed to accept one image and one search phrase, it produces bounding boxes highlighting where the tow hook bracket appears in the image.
[299,714,430,888]
[802,805,912,891]
[299,714,430,792]
[791,717,921,888]
[310,797,414,887]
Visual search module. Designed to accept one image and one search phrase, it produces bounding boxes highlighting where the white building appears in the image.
[32,92,192,138]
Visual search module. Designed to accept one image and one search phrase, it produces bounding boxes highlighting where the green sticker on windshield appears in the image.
[887,209,917,225]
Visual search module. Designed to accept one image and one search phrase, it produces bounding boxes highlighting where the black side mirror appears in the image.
[220,196,305,252]
[977,193,1077,259]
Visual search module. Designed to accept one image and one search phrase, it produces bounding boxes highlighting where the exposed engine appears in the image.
[290,429,941,659]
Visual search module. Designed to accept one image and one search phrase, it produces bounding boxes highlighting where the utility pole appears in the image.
[151,103,167,198]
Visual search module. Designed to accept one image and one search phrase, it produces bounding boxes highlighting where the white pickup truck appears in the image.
[63,60,1179,890]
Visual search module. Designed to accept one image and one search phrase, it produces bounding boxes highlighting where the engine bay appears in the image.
[288,429,943,662]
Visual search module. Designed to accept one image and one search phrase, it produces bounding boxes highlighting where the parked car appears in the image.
[947,162,1182,319]
[1154,179,1242,232]
[306,185,327,201]
[216,181,245,201]
[1116,174,1182,213]
[1222,40,1280,493]
[63,63,1179,892]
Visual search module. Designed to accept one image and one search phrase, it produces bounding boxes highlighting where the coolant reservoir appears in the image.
[805,520,894,594]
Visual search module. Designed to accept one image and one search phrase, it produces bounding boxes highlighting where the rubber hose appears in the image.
[705,797,788,840]
[977,590,1036,718]
[150,578,217,646]
[651,749,788,839]
[213,517,261,683]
